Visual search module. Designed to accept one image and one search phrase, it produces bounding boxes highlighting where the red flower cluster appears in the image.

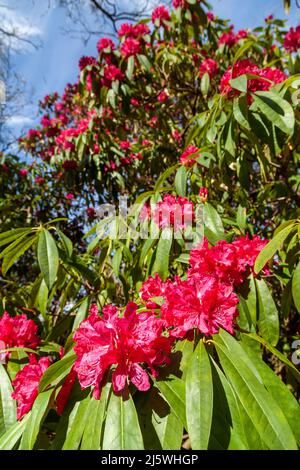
[220,59,286,98]
[120,37,142,58]
[152,6,171,26]
[284,26,300,52]
[102,65,124,87]
[12,355,51,420]
[73,303,172,397]
[199,58,219,79]
[0,311,40,362]
[218,29,247,48]
[180,144,201,166]
[97,37,115,54]
[153,194,194,229]
[118,23,150,39]
[188,236,268,287]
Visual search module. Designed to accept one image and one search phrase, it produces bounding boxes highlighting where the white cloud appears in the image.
[6,115,34,127]
[1,3,42,50]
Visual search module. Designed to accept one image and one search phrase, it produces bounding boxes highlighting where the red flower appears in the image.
[152,6,171,26]
[65,193,75,200]
[12,355,51,420]
[73,303,172,397]
[78,56,97,71]
[86,207,96,218]
[102,65,124,87]
[97,37,115,54]
[220,59,286,99]
[0,312,40,362]
[199,187,208,203]
[153,194,194,230]
[199,59,219,79]
[62,160,77,171]
[207,12,215,21]
[139,273,173,309]
[120,38,142,58]
[157,90,168,102]
[218,31,237,48]
[284,26,300,52]
[56,366,77,416]
[19,168,28,177]
[161,276,239,338]
[180,144,200,166]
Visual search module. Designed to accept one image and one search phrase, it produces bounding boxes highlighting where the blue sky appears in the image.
[3,0,300,132]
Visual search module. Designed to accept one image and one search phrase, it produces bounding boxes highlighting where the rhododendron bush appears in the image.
[0,0,300,451]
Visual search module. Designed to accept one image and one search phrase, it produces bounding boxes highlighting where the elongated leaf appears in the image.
[2,235,36,275]
[241,335,300,445]
[186,340,213,450]
[154,164,178,192]
[19,388,52,449]
[151,228,172,280]
[256,279,279,346]
[38,229,59,289]
[102,390,144,450]
[0,364,16,432]
[38,351,76,392]
[62,394,91,450]
[72,297,90,332]
[215,332,297,450]
[156,376,186,428]
[203,203,224,239]
[252,90,295,135]
[57,229,73,258]
[174,165,187,197]
[254,225,294,273]
[0,414,30,450]
[292,261,300,314]
[81,387,109,450]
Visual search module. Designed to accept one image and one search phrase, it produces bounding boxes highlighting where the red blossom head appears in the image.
[120,37,142,58]
[199,58,219,79]
[19,168,28,177]
[0,311,40,362]
[97,37,115,54]
[73,303,172,397]
[12,355,51,420]
[153,194,194,230]
[284,26,300,52]
[152,6,171,26]
[180,144,200,166]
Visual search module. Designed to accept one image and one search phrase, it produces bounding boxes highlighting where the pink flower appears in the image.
[218,31,237,48]
[65,193,75,200]
[284,26,300,52]
[153,194,194,230]
[199,187,208,203]
[35,176,45,185]
[78,56,97,71]
[102,65,124,87]
[172,129,182,144]
[56,367,77,416]
[220,59,286,99]
[199,58,219,79]
[265,14,274,22]
[180,144,200,166]
[188,235,268,287]
[157,90,168,102]
[19,168,28,177]
[207,12,215,22]
[86,207,95,218]
[161,276,239,338]
[118,23,134,38]
[73,303,172,397]
[0,311,40,362]
[173,0,186,8]
[139,273,173,309]
[152,6,171,26]
[120,140,131,150]
[97,37,115,54]
[130,97,140,106]
[236,29,248,40]
[120,37,142,57]
[12,355,51,420]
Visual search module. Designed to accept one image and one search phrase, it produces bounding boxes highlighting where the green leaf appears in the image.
[137,54,152,72]
[186,340,213,450]
[203,203,224,239]
[0,414,30,450]
[292,261,300,314]
[230,74,248,93]
[252,90,295,135]
[215,331,297,450]
[38,350,76,392]
[2,235,36,275]
[154,164,178,191]
[156,376,186,429]
[62,394,91,450]
[72,297,90,332]
[174,165,187,197]
[19,388,52,450]
[0,364,16,433]
[126,55,135,80]
[0,228,33,248]
[254,225,294,273]
[102,390,144,450]
[256,279,279,346]
[151,228,173,280]
[200,72,210,96]
[57,229,73,258]
[236,205,247,230]
[38,229,59,289]
[81,387,109,450]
